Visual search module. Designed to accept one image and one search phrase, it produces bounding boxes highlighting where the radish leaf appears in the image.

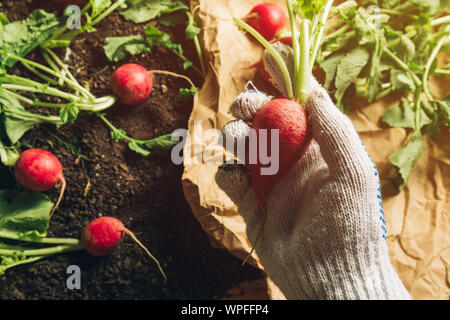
[319,52,344,90]
[104,35,149,62]
[0,10,61,67]
[0,189,53,239]
[382,101,432,129]
[335,46,370,105]
[120,0,188,23]
[389,131,424,190]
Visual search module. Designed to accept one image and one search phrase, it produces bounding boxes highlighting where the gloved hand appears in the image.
[215,77,412,300]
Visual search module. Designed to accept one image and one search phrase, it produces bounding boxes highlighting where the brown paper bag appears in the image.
[182,0,450,300]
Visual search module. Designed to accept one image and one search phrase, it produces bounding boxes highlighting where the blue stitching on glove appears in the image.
[361,141,387,241]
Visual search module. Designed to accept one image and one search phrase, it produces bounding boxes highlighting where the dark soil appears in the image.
[0,0,264,300]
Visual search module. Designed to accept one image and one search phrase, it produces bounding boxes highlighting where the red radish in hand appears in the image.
[246,99,310,206]
[14,149,66,217]
[82,216,167,282]
[111,64,153,106]
[243,3,288,40]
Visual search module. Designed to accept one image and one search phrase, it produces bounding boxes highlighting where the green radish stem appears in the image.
[234,17,294,99]
[435,68,450,75]
[235,0,334,103]
[309,0,334,73]
[99,115,175,150]
[41,48,95,101]
[0,256,45,273]
[0,243,82,257]
[187,9,207,77]
[43,0,126,49]
[0,231,80,245]
[43,2,92,45]
[0,52,117,113]
[422,35,449,101]
[3,52,87,96]
[378,9,418,19]
[286,0,301,100]
[323,24,350,42]
[21,61,59,86]
[169,49,204,78]
[431,15,450,26]
[383,48,422,87]
[298,19,310,104]
[413,89,422,131]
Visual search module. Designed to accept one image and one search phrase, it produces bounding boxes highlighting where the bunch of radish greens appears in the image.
[238,0,450,191]
[317,0,450,190]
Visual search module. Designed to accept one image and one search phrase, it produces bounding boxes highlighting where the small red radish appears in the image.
[14,149,66,216]
[246,99,311,205]
[111,64,153,106]
[111,64,198,107]
[243,3,288,40]
[239,98,310,265]
[81,216,167,282]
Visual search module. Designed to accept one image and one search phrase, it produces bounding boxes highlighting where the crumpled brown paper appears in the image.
[182,0,450,300]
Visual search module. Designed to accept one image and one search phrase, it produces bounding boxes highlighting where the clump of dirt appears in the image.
[0,0,264,299]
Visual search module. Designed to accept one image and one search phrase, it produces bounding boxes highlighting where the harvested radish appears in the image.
[234,0,334,264]
[81,216,167,282]
[243,3,288,40]
[14,149,66,217]
[111,63,198,106]
[111,64,153,106]
[247,99,310,205]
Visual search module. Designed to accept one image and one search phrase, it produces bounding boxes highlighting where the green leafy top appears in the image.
[0,189,53,239]
[317,0,449,189]
[104,35,150,62]
[120,0,188,23]
[0,10,61,67]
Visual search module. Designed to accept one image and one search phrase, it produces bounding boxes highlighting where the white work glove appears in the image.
[215,69,412,299]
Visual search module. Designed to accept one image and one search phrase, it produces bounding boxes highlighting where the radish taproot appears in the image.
[81,216,167,282]
[243,3,288,40]
[14,149,66,217]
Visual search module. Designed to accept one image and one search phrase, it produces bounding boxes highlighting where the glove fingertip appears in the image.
[229,90,272,122]
[215,164,261,225]
[215,163,250,195]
